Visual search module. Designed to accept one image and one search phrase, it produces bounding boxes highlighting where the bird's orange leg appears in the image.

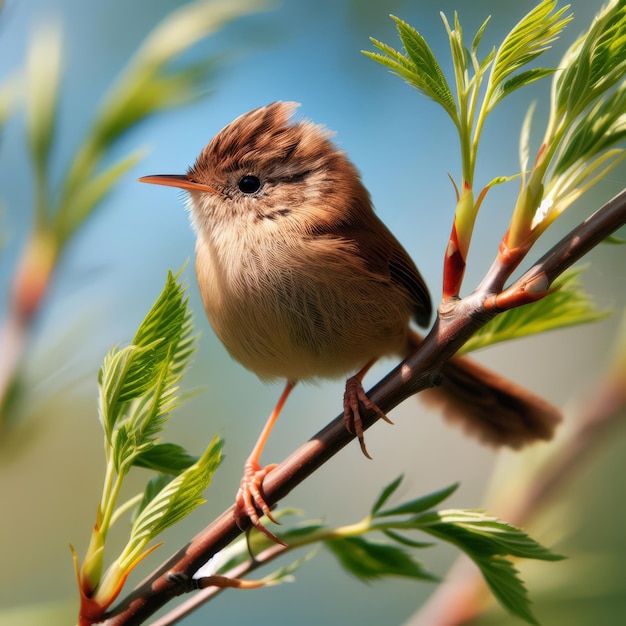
[343,359,392,459]
[235,379,297,544]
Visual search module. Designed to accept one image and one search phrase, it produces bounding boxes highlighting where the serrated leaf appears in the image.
[326,536,437,582]
[123,353,177,468]
[133,474,174,523]
[553,82,626,177]
[415,509,563,561]
[414,509,564,624]
[375,483,459,518]
[487,0,571,111]
[478,555,539,625]
[490,67,556,109]
[98,343,157,438]
[98,275,193,452]
[459,268,608,355]
[125,271,194,438]
[394,16,457,114]
[364,17,458,122]
[371,474,404,515]
[133,270,188,349]
[556,1,626,118]
[124,435,223,566]
[98,269,198,472]
[133,443,198,474]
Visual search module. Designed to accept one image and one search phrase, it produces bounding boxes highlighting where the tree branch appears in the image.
[102,188,626,625]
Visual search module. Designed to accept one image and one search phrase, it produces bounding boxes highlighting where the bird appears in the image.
[139,101,560,542]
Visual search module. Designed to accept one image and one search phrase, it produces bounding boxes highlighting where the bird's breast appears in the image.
[194,229,413,381]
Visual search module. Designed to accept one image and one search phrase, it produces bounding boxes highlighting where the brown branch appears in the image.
[101,188,626,625]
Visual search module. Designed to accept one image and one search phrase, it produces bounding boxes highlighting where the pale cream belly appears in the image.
[199,268,413,381]
[195,232,415,381]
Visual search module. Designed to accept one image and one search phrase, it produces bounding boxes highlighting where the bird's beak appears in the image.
[138,174,220,194]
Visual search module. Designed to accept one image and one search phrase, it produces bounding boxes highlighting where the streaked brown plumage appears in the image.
[139,102,561,542]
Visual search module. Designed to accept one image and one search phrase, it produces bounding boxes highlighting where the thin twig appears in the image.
[150,543,289,626]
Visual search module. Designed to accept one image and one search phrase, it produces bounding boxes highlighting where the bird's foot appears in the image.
[343,375,393,459]
[234,460,284,545]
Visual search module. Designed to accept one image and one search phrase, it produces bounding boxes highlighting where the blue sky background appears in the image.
[1,1,625,624]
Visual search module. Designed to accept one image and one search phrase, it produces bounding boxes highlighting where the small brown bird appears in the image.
[139,102,560,541]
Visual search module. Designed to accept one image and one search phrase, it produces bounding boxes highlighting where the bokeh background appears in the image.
[1,0,625,624]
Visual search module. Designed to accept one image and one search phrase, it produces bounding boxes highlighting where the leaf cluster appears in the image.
[553,0,626,123]
[510,0,626,244]
[364,1,571,185]
[485,1,570,111]
[224,478,561,625]
[540,1,626,220]
[336,478,561,625]
[75,270,222,616]
[98,269,196,475]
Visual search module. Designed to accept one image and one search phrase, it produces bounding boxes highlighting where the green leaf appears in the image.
[416,509,563,561]
[371,474,404,515]
[364,16,458,122]
[553,82,626,177]
[555,0,626,119]
[121,353,177,472]
[519,101,537,183]
[415,509,564,624]
[132,474,174,523]
[326,536,437,582]
[133,443,198,474]
[479,556,539,625]
[375,483,459,518]
[394,16,457,116]
[490,67,556,108]
[98,343,157,439]
[441,11,471,101]
[459,268,608,355]
[472,15,492,55]
[98,269,196,470]
[123,435,223,567]
[486,0,572,110]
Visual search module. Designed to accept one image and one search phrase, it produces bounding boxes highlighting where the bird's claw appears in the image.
[234,462,285,545]
[343,375,392,459]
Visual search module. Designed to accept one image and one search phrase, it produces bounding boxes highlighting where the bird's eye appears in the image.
[238,175,261,194]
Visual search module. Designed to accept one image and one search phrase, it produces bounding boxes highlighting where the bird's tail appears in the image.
[408,330,561,448]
